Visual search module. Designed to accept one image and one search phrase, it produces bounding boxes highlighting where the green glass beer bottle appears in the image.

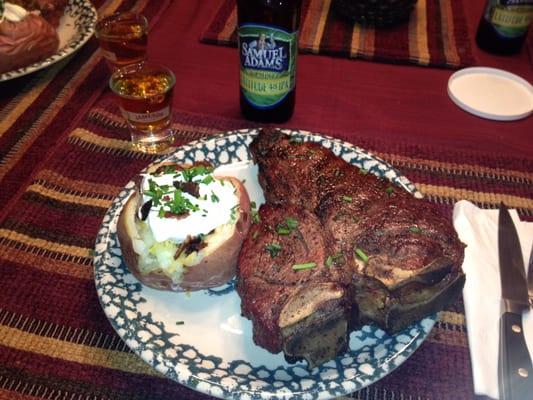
[476,1,533,55]
[237,0,302,123]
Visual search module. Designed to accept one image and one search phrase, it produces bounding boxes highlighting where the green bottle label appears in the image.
[238,24,297,109]
[485,1,533,38]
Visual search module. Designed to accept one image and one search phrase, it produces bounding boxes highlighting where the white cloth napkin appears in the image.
[453,200,533,399]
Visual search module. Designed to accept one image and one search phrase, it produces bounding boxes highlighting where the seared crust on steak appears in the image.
[237,204,353,365]
[237,128,465,367]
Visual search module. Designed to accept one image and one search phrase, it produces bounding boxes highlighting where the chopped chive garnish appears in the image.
[386,187,394,195]
[359,169,368,175]
[276,226,291,235]
[252,211,261,224]
[145,179,173,206]
[176,321,184,325]
[265,242,282,258]
[409,226,422,233]
[229,204,239,223]
[355,248,369,263]
[250,201,257,210]
[201,175,214,184]
[163,165,177,174]
[275,216,299,235]
[242,179,246,184]
[342,195,353,203]
[252,231,260,240]
[211,192,220,202]
[292,262,317,271]
[180,165,214,182]
[285,217,298,230]
[326,252,344,267]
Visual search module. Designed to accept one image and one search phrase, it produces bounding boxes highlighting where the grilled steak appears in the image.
[237,128,465,367]
[238,203,354,364]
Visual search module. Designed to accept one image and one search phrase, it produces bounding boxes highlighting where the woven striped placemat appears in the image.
[1,94,532,399]
[201,0,476,68]
[0,0,174,213]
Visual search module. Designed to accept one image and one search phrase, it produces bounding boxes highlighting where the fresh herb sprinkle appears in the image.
[276,226,291,235]
[265,242,282,258]
[292,262,317,271]
[355,248,369,263]
[252,211,261,224]
[285,217,298,230]
[342,195,353,203]
[275,217,299,235]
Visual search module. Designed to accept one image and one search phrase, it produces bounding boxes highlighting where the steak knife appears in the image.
[527,246,533,309]
[498,203,533,400]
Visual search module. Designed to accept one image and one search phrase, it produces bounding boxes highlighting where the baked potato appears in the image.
[117,162,252,291]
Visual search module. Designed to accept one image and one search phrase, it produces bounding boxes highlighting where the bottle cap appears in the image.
[447,67,533,121]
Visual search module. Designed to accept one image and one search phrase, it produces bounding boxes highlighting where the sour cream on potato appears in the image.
[140,165,240,243]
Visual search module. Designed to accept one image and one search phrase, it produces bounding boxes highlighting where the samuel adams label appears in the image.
[237,0,301,123]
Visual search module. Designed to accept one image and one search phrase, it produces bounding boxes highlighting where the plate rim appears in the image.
[93,128,434,400]
[0,0,97,82]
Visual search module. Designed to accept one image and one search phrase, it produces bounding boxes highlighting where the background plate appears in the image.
[0,0,97,82]
[93,129,435,400]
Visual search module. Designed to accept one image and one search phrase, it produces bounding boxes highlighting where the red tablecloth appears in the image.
[0,1,532,400]
[146,0,532,158]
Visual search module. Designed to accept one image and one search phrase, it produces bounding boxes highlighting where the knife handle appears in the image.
[498,312,533,400]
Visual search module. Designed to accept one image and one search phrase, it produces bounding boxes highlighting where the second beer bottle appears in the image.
[237,0,302,123]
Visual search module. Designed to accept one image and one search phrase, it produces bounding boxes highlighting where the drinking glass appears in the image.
[95,12,148,70]
[110,62,176,153]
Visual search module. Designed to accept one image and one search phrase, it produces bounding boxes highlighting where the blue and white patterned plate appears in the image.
[0,0,96,82]
[94,129,435,400]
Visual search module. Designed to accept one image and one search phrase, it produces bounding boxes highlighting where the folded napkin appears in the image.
[453,200,533,399]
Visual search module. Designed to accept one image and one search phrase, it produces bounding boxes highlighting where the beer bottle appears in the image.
[475,1,533,55]
[237,0,302,123]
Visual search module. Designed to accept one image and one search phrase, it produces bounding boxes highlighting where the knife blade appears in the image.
[527,246,533,308]
[498,203,533,400]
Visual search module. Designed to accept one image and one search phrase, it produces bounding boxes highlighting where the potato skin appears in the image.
[117,174,251,291]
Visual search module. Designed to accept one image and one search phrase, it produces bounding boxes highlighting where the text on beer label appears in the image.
[238,23,297,109]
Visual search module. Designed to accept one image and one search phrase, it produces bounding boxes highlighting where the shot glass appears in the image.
[95,11,148,70]
[110,62,176,154]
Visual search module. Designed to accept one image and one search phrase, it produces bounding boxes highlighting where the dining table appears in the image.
[0,0,532,399]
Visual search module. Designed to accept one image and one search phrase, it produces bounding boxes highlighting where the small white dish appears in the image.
[447,67,533,121]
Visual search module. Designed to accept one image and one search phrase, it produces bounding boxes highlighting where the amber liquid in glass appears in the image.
[96,13,148,68]
[111,67,175,153]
